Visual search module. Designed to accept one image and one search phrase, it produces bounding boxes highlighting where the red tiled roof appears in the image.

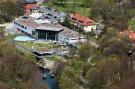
[69,13,96,26]
[119,30,135,41]
[128,31,135,41]
[24,3,38,10]
[23,3,38,16]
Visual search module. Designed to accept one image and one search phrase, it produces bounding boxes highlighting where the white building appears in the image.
[69,13,97,32]
[13,16,63,40]
[39,6,66,23]
[13,16,85,46]
[58,25,86,45]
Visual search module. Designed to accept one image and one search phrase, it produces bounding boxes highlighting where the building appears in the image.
[13,16,86,46]
[68,13,97,32]
[13,16,63,41]
[119,30,135,42]
[17,0,38,16]
[39,6,66,23]
[58,25,85,45]
[129,31,135,42]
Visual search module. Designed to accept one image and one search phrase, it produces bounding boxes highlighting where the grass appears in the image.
[7,34,16,41]
[43,1,90,17]
[0,27,3,32]
[46,55,62,61]
[17,42,57,49]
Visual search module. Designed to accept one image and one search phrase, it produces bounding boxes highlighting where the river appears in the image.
[42,68,59,89]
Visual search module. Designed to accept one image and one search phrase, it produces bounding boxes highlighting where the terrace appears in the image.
[16,41,57,49]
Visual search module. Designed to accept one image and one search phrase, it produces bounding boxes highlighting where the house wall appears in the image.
[69,20,97,32]
[84,25,97,32]
[58,34,67,44]
[24,3,38,15]
[13,21,33,35]
[58,34,85,45]
[58,34,77,44]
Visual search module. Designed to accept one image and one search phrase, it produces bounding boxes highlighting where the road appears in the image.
[89,40,99,48]
[0,22,18,35]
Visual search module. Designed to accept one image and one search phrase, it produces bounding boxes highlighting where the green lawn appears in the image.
[43,1,90,17]
[17,42,57,49]
[46,55,62,61]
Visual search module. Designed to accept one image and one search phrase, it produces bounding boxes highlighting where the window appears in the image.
[21,25,24,28]
[78,20,83,23]
[14,22,18,25]
[47,13,53,17]
[72,18,77,21]
[14,22,16,24]
[32,31,35,35]
[53,16,57,18]
[87,22,92,24]
[71,38,77,40]
[66,38,69,40]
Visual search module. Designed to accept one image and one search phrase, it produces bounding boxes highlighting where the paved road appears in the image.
[0,22,18,35]
[89,40,99,48]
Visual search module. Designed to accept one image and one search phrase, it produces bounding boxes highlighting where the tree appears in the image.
[0,41,48,89]
[129,19,135,31]
[0,0,17,23]
[90,0,129,31]
[78,44,95,60]
[81,0,92,8]
[0,81,10,89]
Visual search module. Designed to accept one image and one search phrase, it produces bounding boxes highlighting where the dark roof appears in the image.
[15,18,42,29]
[21,0,37,4]
[15,17,63,32]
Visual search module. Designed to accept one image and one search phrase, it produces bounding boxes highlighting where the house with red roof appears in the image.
[24,2,38,16]
[68,13,97,32]
[128,31,135,42]
[17,0,38,16]
[119,30,135,42]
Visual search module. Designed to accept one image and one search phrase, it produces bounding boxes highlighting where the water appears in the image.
[42,68,59,89]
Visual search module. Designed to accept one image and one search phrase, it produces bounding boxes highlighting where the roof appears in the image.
[119,30,135,41]
[29,13,42,19]
[24,3,38,10]
[34,19,51,24]
[129,31,135,41]
[69,13,96,26]
[15,17,63,32]
[59,25,84,38]
[15,17,42,29]
[21,0,37,4]
[36,24,63,32]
